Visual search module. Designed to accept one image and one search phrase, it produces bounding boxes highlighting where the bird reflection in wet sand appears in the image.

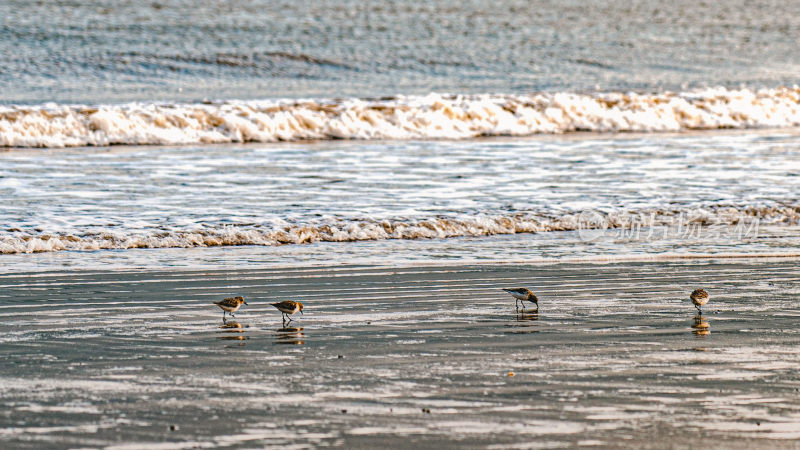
[217,321,249,342]
[274,326,305,345]
[692,314,710,337]
[503,288,539,312]
[516,310,539,322]
[505,310,540,335]
[214,296,248,322]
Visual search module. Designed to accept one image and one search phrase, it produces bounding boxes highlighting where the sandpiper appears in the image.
[690,289,709,314]
[503,288,539,311]
[271,300,304,324]
[214,296,247,322]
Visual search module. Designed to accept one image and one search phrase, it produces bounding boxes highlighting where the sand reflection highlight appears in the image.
[274,327,306,345]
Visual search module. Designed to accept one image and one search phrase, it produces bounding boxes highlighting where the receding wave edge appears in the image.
[2,204,798,255]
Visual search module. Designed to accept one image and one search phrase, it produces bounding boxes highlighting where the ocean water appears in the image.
[3,0,800,104]
[1,131,800,268]
[2,1,800,269]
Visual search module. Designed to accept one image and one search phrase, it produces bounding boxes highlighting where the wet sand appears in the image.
[1,259,799,448]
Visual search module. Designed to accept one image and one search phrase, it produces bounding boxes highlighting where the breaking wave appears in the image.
[2,205,798,255]
[2,86,800,148]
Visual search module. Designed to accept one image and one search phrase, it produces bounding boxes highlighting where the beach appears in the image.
[2,258,799,448]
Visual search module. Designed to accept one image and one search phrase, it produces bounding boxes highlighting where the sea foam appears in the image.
[1,205,796,254]
[2,87,799,148]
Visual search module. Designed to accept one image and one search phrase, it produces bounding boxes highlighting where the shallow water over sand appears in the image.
[2,130,799,257]
[2,260,799,448]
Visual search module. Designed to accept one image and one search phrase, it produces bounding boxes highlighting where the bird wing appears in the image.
[503,288,531,300]
[271,301,297,311]
[504,288,533,296]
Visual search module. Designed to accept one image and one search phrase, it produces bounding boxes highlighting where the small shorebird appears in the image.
[503,288,539,311]
[690,289,709,314]
[214,296,247,322]
[271,300,304,324]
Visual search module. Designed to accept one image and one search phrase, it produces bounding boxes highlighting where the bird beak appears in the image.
[300,310,304,315]
[244,301,248,305]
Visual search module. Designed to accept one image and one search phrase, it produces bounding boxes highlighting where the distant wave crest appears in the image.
[2,87,800,148]
[1,205,797,254]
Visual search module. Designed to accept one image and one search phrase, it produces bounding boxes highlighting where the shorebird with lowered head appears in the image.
[690,289,709,314]
[503,288,538,311]
[271,300,304,324]
[213,296,247,322]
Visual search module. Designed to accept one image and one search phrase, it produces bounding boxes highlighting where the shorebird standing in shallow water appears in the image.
[214,296,247,322]
[690,289,709,314]
[271,300,304,325]
[503,288,539,311]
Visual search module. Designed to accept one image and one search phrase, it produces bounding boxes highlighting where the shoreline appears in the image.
[1,232,798,275]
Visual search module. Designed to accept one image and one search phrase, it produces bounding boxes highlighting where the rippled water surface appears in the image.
[2,130,799,259]
[3,0,800,104]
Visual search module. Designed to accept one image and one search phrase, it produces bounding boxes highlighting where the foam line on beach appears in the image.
[2,86,800,147]
[1,203,797,255]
